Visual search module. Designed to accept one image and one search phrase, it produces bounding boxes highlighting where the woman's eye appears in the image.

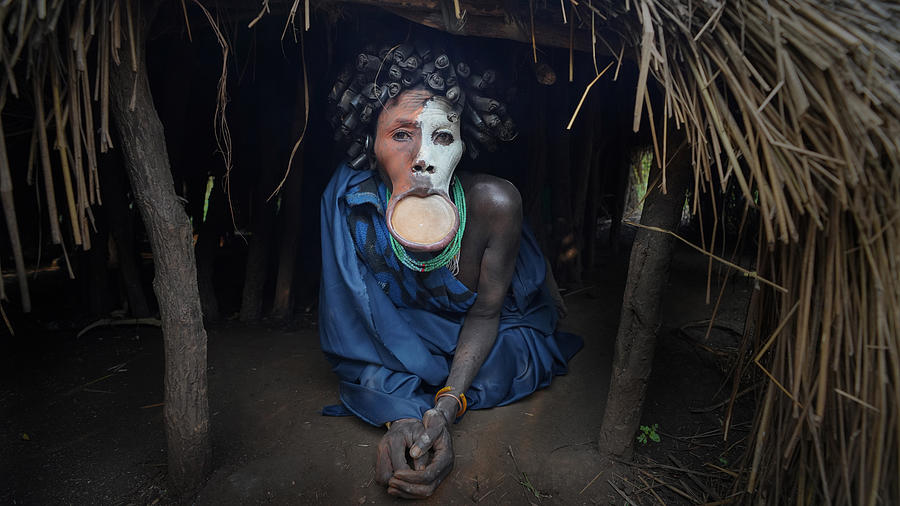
[434,131,454,145]
[392,131,412,141]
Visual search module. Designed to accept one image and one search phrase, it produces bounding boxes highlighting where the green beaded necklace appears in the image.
[386,176,466,273]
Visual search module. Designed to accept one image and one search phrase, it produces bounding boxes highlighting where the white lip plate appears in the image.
[386,191,459,252]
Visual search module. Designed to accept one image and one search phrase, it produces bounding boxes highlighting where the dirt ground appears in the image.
[2,241,755,505]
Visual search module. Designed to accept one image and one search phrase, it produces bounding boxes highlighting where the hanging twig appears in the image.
[180,0,193,40]
[247,0,270,29]
[192,1,236,232]
[566,60,614,129]
[268,24,308,200]
[281,0,301,40]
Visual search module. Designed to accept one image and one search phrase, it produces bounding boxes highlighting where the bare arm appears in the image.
[437,184,522,422]
[386,179,523,498]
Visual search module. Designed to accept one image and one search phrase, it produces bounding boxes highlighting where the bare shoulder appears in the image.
[456,172,522,281]
[459,173,522,219]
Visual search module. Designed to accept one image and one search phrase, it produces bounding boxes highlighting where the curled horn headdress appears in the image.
[328,40,518,170]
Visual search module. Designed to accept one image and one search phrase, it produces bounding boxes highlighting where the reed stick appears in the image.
[66,44,91,250]
[32,65,63,245]
[49,53,82,246]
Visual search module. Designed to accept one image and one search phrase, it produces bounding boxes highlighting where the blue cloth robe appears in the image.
[319,164,582,426]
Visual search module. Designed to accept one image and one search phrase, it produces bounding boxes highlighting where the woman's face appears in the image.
[374,88,464,252]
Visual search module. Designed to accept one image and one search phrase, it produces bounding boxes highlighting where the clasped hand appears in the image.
[375,409,453,498]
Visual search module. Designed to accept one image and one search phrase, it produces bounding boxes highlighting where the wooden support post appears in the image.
[583,142,604,272]
[239,65,284,323]
[81,215,114,316]
[597,130,691,459]
[270,158,304,321]
[238,141,279,323]
[608,148,632,255]
[270,69,308,321]
[100,149,151,318]
[550,83,575,285]
[571,99,601,283]
[195,177,222,322]
[523,84,549,248]
[108,22,211,495]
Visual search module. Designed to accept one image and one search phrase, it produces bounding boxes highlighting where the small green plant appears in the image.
[636,424,661,445]
[718,456,729,466]
[630,151,653,213]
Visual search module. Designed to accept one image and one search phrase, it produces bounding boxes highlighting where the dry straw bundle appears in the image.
[584,0,898,503]
[0,0,143,313]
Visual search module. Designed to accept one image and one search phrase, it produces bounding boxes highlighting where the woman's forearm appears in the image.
[435,313,500,421]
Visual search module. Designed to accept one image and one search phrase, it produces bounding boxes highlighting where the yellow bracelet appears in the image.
[434,386,468,418]
[436,392,462,413]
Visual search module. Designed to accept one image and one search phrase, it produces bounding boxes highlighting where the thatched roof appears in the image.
[593,2,898,503]
[1,0,898,503]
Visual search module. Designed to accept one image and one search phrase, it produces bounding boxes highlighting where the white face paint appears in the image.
[376,92,464,251]
[413,98,463,192]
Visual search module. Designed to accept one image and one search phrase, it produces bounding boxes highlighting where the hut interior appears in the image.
[1,1,897,504]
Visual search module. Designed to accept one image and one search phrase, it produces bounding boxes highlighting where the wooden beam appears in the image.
[337,0,610,55]
[220,0,620,56]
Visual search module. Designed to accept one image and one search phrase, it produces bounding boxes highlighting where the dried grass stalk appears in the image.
[32,62,64,246]
[4,1,110,257]
[49,51,82,246]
